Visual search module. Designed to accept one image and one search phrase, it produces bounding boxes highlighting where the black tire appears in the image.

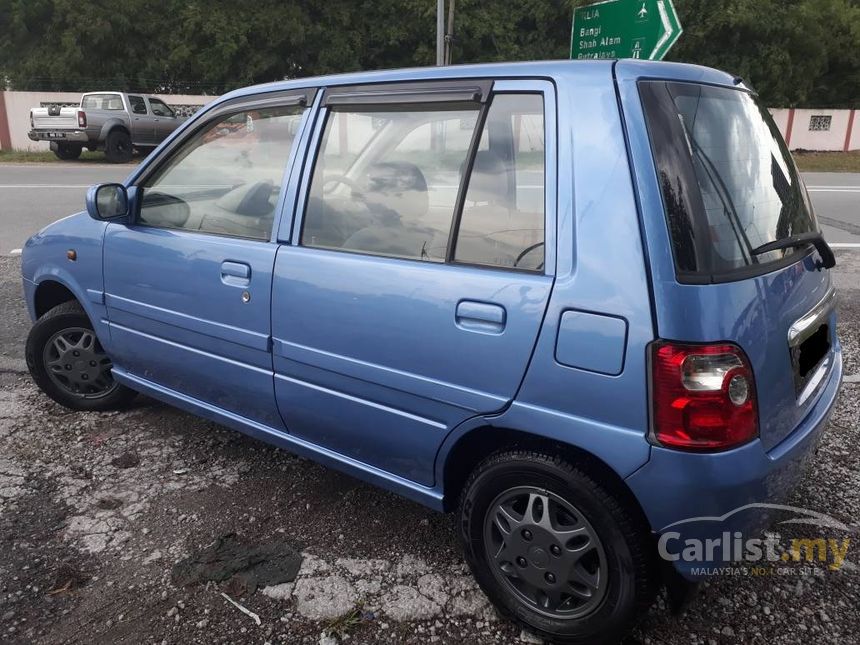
[458,450,658,645]
[25,301,136,411]
[53,142,82,160]
[135,145,157,158]
[104,129,133,163]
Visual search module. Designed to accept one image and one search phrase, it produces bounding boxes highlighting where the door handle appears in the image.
[221,261,251,286]
[455,300,506,334]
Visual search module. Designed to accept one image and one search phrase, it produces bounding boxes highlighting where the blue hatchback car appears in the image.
[22,60,842,643]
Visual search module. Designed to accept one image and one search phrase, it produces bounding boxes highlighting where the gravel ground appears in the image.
[0,252,858,645]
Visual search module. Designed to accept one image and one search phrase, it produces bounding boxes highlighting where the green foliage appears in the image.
[669,0,860,107]
[0,0,857,106]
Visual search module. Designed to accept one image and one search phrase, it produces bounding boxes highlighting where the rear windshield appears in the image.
[81,94,124,110]
[640,81,817,283]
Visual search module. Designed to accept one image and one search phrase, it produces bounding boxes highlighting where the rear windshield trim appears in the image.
[639,79,817,285]
[676,245,814,285]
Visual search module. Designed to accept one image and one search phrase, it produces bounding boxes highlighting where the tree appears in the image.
[0,0,857,107]
[669,0,860,107]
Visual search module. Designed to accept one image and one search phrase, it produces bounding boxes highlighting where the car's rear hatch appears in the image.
[617,61,838,450]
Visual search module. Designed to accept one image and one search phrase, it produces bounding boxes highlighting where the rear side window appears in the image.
[454,94,545,270]
[640,81,817,283]
[301,93,545,271]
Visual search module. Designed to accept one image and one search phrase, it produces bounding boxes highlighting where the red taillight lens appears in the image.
[651,342,758,451]
[77,110,87,128]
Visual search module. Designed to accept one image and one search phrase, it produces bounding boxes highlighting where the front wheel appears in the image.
[25,301,136,411]
[458,451,657,644]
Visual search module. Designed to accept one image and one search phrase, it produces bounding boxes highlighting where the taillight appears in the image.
[30,111,35,128]
[650,342,758,451]
[77,110,87,128]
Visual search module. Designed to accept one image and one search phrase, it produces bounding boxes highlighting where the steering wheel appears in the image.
[322,174,365,196]
[514,242,545,270]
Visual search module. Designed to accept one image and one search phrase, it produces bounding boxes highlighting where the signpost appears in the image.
[570,0,682,61]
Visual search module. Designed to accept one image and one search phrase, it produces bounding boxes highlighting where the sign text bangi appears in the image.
[571,0,683,61]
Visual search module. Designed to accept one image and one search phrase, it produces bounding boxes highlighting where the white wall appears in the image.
[757,108,859,152]
[769,108,791,140]
[851,113,860,151]
[1,91,216,151]
[789,109,853,151]
[2,91,82,151]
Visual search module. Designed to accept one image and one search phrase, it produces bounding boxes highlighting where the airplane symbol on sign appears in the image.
[638,3,648,18]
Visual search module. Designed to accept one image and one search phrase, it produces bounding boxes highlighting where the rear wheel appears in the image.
[104,129,133,163]
[458,450,657,644]
[25,301,136,411]
[53,142,82,160]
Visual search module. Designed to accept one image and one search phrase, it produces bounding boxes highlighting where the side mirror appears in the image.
[86,183,128,220]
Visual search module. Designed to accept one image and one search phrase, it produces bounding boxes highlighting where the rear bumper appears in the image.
[28,129,89,143]
[626,343,843,580]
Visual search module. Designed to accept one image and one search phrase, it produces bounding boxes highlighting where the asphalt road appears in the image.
[0,164,133,254]
[804,173,860,244]
[1,164,859,254]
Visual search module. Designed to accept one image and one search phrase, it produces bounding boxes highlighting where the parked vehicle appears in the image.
[21,60,842,644]
[28,92,185,162]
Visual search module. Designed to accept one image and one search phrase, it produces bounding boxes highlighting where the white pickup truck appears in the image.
[28,92,185,163]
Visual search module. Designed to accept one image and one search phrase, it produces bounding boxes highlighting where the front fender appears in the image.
[22,212,110,347]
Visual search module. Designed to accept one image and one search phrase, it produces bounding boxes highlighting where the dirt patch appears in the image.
[171,533,302,594]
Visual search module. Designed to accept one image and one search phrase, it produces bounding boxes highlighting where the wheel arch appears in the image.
[99,120,130,142]
[34,279,79,319]
[27,272,109,352]
[439,424,651,530]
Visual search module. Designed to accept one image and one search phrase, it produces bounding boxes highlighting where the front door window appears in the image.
[139,106,306,240]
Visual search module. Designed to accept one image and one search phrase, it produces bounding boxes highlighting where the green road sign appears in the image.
[570,0,682,61]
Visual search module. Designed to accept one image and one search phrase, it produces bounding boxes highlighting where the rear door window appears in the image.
[301,93,545,271]
[129,95,148,115]
[302,105,481,262]
[639,81,817,283]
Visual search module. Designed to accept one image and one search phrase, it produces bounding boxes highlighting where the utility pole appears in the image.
[436,0,445,66]
[445,0,455,65]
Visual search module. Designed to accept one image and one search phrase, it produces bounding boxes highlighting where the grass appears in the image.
[792,150,860,173]
[323,606,367,638]
[0,149,138,164]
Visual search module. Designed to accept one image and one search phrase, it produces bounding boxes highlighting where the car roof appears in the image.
[214,59,739,105]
